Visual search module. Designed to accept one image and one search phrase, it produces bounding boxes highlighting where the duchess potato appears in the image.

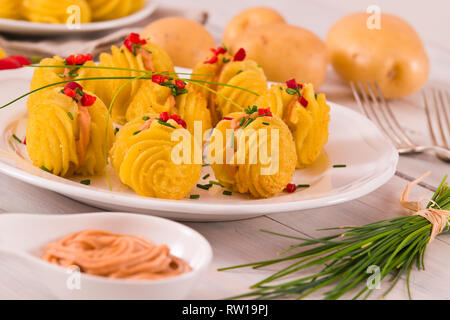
[326,12,429,98]
[230,23,328,88]
[222,6,285,46]
[141,17,216,68]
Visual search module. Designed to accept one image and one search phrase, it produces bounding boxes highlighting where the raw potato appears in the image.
[141,17,216,68]
[326,12,429,98]
[230,23,328,88]
[222,6,285,46]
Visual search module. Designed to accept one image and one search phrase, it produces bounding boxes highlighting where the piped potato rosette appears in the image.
[255,79,330,167]
[28,54,95,111]
[210,107,297,198]
[125,76,212,143]
[192,46,267,125]
[176,84,212,141]
[26,82,115,177]
[110,113,201,199]
[83,33,175,124]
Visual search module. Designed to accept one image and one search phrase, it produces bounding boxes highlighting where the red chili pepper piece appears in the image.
[23,137,27,145]
[159,112,170,122]
[174,79,185,89]
[222,117,233,120]
[233,48,246,61]
[152,74,168,84]
[124,33,147,52]
[0,57,22,70]
[175,118,187,129]
[299,96,308,108]
[9,55,31,66]
[65,54,93,66]
[65,81,83,91]
[258,108,272,117]
[65,54,76,65]
[63,87,76,98]
[286,183,296,193]
[170,114,181,121]
[80,93,96,107]
[286,78,298,89]
[204,55,218,64]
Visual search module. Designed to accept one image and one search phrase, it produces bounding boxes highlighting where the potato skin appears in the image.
[141,17,216,68]
[326,12,429,98]
[222,6,285,46]
[230,23,328,88]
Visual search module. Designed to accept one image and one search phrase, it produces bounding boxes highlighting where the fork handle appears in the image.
[403,145,450,161]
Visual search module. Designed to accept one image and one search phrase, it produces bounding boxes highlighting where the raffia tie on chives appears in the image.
[400,171,450,242]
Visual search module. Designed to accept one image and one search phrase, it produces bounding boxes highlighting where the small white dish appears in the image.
[0,0,158,35]
[0,212,212,300]
[0,67,398,221]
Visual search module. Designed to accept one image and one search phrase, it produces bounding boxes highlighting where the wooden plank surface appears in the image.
[0,0,449,300]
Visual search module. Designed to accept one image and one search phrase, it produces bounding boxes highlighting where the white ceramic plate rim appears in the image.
[0,103,398,216]
[0,212,212,286]
[0,0,158,34]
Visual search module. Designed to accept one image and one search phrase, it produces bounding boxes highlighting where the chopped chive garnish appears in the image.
[67,112,74,120]
[190,194,200,199]
[297,184,310,188]
[286,88,297,95]
[236,70,243,75]
[202,163,210,167]
[243,118,254,128]
[157,120,176,129]
[197,183,212,190]
[262,122,270,125]
[210,180,224,188]
[114,128,119,135]
[202,173,210,180]
[12,134,22,143]
[239,116,246,127]
[223,58,230,63]
[333,164,347,168]
[80,179,91,185]
[75,87,84,96]
[133,130,141,135]
[142,116,150,120]
[40,165,51,173]
[314,93,318,99]
[223,190,232,196]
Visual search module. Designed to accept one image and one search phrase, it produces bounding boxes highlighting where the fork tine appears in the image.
[350,81,370,118]
[423,90,439,147]
[436,88,450,148]
[366,82,408,147]
[372,82,416,148]
[351,81,400,146]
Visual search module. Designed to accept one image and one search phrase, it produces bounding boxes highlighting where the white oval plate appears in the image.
[0,0,158,35]
[0,67,398,221]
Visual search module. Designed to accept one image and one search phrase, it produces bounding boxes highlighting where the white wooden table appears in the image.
[0,0,449,300]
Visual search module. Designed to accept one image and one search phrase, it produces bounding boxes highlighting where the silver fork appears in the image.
[423,88,450,161]
[350,81,450,161]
